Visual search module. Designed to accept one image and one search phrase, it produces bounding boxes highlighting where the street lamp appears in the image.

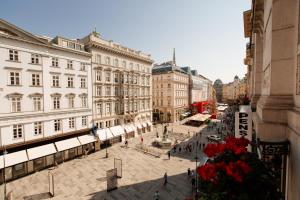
[105,129,108,158]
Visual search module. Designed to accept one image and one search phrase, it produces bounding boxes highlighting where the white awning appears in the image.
[4,150,28,168]
[55,138,81,152]
[130,124,137,132]
[124,124,134,133]
[78,134,97,145]
[0,155,4,169]
[146,121,152,126]
[135,122,142,129]
[97,128,114,141]
[27,143,57,160]
[110,125,125,137]
[141,122,147,128]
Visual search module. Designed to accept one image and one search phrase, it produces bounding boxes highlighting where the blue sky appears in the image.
[0,0,250,83]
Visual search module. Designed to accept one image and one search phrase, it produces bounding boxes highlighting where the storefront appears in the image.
[146,121,152,132]
[77,134,98,154]
[27,143,57,173]
[55,138,82,162]
[109,125,125,142]
[141,122,147,133]
[3,150,28,181]
[135,122,142,135]
[97,128,114,148]
[123,124,135,139]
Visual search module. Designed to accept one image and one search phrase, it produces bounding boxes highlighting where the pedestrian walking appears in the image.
[187,168,191,177]
[154,190,159,200]
[191,170,194,178]
[163,172,168,185]
[141,137,144,144]
[191,177,196,189]
[168,151,171,159]
[179,146,182,153]
[125,140,128,148]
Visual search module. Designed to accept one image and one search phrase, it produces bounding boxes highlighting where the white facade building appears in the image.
[0,19,92,149]
[80,31,153,132]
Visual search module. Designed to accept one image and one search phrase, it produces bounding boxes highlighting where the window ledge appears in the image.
[28,63,42,66]
[6,60,21,63]
[7,84,22,87]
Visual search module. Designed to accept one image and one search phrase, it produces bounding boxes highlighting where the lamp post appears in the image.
[105,129,108,158]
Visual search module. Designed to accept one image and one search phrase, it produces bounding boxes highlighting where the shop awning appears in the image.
[110,125,125,137]
[141,122,147,128]
[146,121,152,126]
[0,155,4,169]
[189,113,211,122]
[78,134,97,145]
[55,138,81,152]
[97,128,114,141]
[4,150,28,168]
[27,143,57,160]
[135,122,142,129]
[124,124,134,133]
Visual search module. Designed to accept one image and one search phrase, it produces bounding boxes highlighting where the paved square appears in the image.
[5,123,220,200]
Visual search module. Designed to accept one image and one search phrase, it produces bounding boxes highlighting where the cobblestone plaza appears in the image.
[4,123,216,200]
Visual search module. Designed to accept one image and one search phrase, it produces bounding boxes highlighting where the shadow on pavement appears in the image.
[23,192,52,200]
[87,172,194,200]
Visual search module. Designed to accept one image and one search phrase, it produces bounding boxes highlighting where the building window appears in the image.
[129,63,133,70]
[80,63,86,71]
[67,60,73,69]
[52,57,59,67]
[53,97,60,109]
[96,86,102,96]
[114,58,119,67]
[9,49,19,61]
[106,103,111,115]
[105,71,111,82]
[122,61,126,68]
[105,86,111,96]
[115,86,119,96]
[52,75,60,87]
[9,71,20,85]
[34,122,43,135]
[114,73,119,83]
[54,119,61,132]
[105,57,110,65]
[80,77,86,88]
[13,124,23,139]
[82,116,87,127]
[81,96,87,107]
[33,97,42,111]
[67,77,74,88]
[31,54,41,64]
[69,118,75,129]
[11,97,21,112]
[96,103,102,115]
[96,70,101,81]
[68,96,74,108]
[95,54,101,64]
[31,73,41,86]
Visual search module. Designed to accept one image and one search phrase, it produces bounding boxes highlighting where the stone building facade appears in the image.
[152,62,189,122]
[244,1,300,199]
[0,19,92,149]
[80,32,153,129]
[213,79,223,103]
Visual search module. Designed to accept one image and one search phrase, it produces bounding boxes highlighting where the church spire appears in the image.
[173,48,176,66]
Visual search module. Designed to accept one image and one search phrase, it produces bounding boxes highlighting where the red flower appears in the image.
[236,160,252,174]
[197,163,217,183]
[204,143,219,157]
[225,161,252,183]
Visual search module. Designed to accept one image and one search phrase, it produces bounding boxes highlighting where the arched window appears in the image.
[105,56,110,65]
[114,58,119,67]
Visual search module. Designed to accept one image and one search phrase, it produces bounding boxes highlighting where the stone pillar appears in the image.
[251,33,263,109]
[254,0,296,141]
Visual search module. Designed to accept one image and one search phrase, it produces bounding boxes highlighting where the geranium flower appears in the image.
[197,163,217,183]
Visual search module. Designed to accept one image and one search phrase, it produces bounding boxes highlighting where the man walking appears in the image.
[163,172,168,185]
[167,151,171,159]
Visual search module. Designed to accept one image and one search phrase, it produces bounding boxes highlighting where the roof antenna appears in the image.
[173,48,176,66]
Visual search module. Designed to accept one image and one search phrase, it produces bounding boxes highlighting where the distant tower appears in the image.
[173,48,176,66]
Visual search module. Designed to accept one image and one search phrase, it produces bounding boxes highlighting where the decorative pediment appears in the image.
[50,93,62,97]
[0,19,49,45]
[65,93,76,97]
[28,93,43,98]
[6,92,23,98]
[79,93,88,97]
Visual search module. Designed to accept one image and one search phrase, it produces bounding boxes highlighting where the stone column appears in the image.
[251,33,263,109]
[254,0,296,141]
